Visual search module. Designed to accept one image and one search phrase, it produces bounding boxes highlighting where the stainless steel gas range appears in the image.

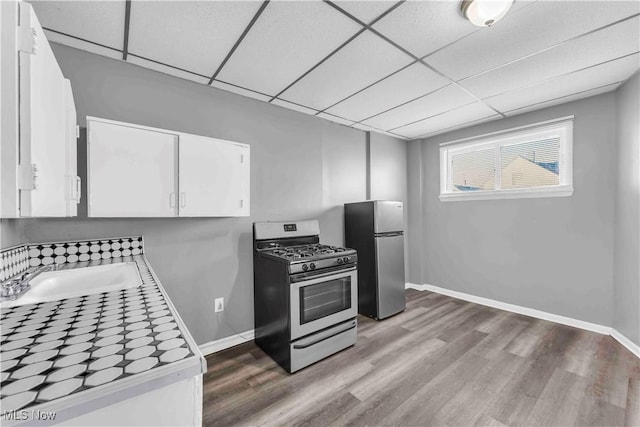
[253,220,358,373]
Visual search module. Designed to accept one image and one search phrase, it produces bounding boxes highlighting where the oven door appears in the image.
[290,267,357,341]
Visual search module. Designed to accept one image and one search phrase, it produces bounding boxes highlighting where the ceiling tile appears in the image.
[503,83,621,117]
[44,30,122,61]
[325,62,450,122]
[460,17,640,99]
[28,1,125,50]
[361,84,478,131]
[484,53,639,113]
[210,80,271,102]
[127,1,263,77]
[371,0,479,58]
[280,31,414,111]
[418,115,502,140]
[426,1,640,81]
[217,1,361,96]
[271,99,319,116]
[332,1,396,24]
[350,123,409,140]
[317,113,355,127]
[350,122,376,132]
[127,56,209,84]
[393,103,499,139]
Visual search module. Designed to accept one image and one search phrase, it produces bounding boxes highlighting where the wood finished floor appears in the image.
[203,289,640,427]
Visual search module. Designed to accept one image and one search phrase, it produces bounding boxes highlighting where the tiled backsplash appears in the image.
[1,237,144,282]
[0,247,30,283]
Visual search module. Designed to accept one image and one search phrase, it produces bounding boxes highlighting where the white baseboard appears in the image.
[199,329,255,356]
[610,328,640,359]
[406,282,639,359]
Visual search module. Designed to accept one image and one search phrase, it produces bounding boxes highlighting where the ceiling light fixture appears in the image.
[461,0,514,27]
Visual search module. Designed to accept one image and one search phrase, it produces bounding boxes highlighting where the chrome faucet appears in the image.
[0,264,57,302]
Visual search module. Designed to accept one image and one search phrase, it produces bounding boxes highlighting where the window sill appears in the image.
[439,185,573,202]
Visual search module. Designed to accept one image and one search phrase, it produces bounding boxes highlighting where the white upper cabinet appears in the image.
[0,0,80,218]
[86,117,251,218]
[64,79,81,216]
[87,120,178,218]
[179,134,250,217]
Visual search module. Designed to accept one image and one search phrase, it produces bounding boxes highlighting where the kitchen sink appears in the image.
[0,262,142,308]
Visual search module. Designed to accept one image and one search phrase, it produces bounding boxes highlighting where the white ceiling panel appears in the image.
[371,0,480,58]
[350,123,409,139]
[350,122,376,132]
[44,30,122,61]
[416,115,503,140]
[485,53,639,113]
[281,31,414,110]
[426,1,640,81]
[332,1,396,24]
[361,84,478,131]
[27,0,640,139]
[504,83,621,117]
[271,99,319,116]
[128,1,262,77]
[381,131,409,140]
[127,55,209,84]
[317,113,355,127]
[217,1,361,97]
[210,80,271,102]
[325,62,450,122]
[28,1,125,49]
[393,102,498,139]
[460,17,640,99]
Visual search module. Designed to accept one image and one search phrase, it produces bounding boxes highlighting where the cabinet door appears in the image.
[178,134,250,217]
[19,2,68,217]
[64,79,80,217]
[88,120,178,217]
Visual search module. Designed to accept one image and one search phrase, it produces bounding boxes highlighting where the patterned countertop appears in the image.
[0,238,203,416]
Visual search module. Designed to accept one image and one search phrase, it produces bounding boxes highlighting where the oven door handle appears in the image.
[292,320,357,349]
[290,266,357,283]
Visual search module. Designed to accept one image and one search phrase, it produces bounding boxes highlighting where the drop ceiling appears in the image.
[30,0,640,140]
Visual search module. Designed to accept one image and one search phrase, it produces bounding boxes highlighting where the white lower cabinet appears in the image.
[64,375,202,427]
[87,117,250,218]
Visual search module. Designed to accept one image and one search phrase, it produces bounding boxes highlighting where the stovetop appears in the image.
[263,244,355,262]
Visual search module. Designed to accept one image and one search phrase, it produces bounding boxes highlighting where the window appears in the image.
[440,117,573,201]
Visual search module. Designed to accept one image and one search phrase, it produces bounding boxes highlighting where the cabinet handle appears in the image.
[180,192,186,208]
[170,193,176,208]
[75,176,82,202]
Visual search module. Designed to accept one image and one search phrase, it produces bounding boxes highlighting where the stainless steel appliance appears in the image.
[253,220,358,373]
[344,200,406,319]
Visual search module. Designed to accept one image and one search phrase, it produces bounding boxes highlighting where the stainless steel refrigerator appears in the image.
[344,200,406,320]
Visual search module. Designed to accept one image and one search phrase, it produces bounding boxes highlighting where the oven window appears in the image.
[299,277,351,324]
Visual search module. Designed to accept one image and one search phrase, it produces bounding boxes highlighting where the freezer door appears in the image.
[375,234,406,319]
[374,201,403,234]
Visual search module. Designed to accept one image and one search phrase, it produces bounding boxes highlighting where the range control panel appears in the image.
[289,255,357,274]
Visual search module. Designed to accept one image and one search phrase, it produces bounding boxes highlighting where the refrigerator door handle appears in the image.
[375,231,404,237]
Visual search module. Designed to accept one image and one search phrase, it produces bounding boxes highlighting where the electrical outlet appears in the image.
[215,297,224,313]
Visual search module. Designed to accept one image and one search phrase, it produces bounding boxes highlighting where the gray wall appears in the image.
[613,72,640,346]
[406,140,424,285]
[369,133,407,202]
[0,43,406,345]
[408,93,617,327]
[369,132,409,274]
